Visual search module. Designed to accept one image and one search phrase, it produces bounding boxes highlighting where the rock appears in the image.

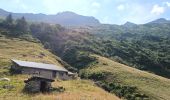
[0,78,10,81]
[2,84,14,90]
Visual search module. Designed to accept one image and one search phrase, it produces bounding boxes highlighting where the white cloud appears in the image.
[117,4,125,11]
[11,0,30,12]
[163,2,170,7]
[91,9,98,14]
[166,2,170,7]
[92,2,100,8]
[151,4,165,15]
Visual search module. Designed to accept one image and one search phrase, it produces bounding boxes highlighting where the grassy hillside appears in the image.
[80,55,170,100]
[0,34,64,76]
[0,75,119,100]
[0,35,62,66]
[88,23,170,78]
[0,35,119,100]
[29,22,170,78]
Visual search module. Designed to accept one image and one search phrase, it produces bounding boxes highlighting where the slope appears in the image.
[0,34,119,100]
[30,22,170,78]
[80,55,170,100]
[81,22,170,78]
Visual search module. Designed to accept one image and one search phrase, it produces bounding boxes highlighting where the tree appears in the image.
[2,14,14,28]
[16,16,29,33]
[6,14,13,24]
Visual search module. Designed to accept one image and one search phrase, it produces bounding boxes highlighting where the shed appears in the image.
[11,59,69,80]
[24,76,54,93]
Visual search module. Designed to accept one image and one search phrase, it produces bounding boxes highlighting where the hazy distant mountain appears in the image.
[0,8,9,16]
[123,21,136,26]
[0,8,100,26]
[148,18,170,24]
[123,21,137,28]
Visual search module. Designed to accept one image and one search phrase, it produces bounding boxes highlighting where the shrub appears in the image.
[51,86,65,93]
[79,70,109,81]
[98,81,149,100]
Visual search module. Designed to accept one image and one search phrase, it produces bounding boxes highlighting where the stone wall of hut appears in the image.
[24,79,52,93]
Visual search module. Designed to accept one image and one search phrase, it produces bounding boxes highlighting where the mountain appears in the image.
[53,11,100,26]
[148,18,170,24]
[57,20,170,78]
[123,21,137,26]
[122,21,138,29]
[0,8,9,16]
[0,8,100,26]
[26,20,170,78]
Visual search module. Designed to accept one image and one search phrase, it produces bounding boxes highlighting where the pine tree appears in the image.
[3,14,13,27]
[6,14,13,24]
[16,16,29,33]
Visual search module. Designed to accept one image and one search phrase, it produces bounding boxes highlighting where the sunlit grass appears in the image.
[0,75,119,100]
[0,36,62,67]
[84,55,170,100]
[0,36,119,100]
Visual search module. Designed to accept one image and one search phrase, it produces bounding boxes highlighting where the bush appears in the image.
[51,86,65,93]
[99,81,149,100]
[79,70,109,81]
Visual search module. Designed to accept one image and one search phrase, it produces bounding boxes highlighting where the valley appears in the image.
[0,8,169,100]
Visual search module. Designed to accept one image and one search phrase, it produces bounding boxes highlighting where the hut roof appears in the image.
[68,71,75,75]
[12,59,68,72]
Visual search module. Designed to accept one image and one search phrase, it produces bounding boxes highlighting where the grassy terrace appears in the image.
[82,55,170,100]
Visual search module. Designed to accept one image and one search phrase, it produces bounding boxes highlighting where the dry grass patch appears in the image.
[51,80,120,100]
[0,75,120,100]
[0,36,62,67]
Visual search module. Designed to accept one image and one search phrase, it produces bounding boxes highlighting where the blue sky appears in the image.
[0,0,170,24]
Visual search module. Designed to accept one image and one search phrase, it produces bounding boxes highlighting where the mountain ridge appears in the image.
[1,8,170,26]
[0,8,100,26]
[148,18,170,24]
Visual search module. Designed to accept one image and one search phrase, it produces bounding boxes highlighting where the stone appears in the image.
[0,78,10,81]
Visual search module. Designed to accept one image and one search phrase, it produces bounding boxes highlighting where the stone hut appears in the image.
[24,76,54,93]
[10,59,76,92]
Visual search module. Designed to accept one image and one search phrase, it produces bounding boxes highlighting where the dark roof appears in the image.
[12,59,68,72]
[24,76,55,83]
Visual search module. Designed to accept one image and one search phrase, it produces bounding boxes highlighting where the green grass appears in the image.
[0,35,119,100]
[0,75,119,100]
[0,35,62,67]
[81,55,170,100]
